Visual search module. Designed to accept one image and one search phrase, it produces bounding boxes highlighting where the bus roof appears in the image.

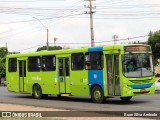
[7,44,150,58]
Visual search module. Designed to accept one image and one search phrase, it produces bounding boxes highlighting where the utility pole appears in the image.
[5,42,8,53]
[47,29,49,50]
[33,17,49,50]
[85,0,96,47]
[54,37,57,46]
[128,37,130,44]
[113,35,118,44]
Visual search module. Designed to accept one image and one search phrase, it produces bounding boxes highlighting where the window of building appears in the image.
[8,58,17,72]
[28,57,41,71]
[71,53,84,70]
[85,52,103,70]
[42,55,56,71]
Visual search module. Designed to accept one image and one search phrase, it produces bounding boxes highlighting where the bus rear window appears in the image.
[8,58,17,72]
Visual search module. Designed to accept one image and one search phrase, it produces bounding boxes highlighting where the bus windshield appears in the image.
[122,54,154,77]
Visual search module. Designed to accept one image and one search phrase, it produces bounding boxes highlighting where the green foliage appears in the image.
[0,47,8,77]
[37,46,62,52]
[148,30,160,60]
[132,41,147,44]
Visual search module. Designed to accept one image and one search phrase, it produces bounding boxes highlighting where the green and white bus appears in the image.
[6,44,155,103]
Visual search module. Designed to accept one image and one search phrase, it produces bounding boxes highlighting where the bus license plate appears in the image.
[140,88,146,92]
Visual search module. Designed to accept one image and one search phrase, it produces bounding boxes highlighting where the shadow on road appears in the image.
[1,86,152,105]
[10,94,150,105]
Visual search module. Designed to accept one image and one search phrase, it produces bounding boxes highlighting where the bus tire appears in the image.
[33,84,42,99]
[42,94,48,98]
[120,96,132,102]
[91,86,105,103]
[57,95,61,97]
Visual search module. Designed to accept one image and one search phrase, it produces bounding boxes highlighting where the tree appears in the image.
[148,30,160,61]
[132,41,147,44]
[0,47,8,77]
[37,46,62,52]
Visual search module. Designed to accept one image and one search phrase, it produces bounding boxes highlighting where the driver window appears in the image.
[126,56,137,71]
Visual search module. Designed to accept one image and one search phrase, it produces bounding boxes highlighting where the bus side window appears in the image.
[71,53,84,70]
[85,54,91,69]
[42,55,56,71]
[85,52,103,70]
[8,58,17,72]
[28,57,41,72]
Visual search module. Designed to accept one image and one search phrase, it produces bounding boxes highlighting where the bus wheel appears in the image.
[57,95,61,97]
[91,86,105,103]
[33,84,42,99]
[120,96,132,102]
[42,94,48,98]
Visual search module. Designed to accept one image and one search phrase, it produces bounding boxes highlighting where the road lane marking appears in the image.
[129,105,160,110]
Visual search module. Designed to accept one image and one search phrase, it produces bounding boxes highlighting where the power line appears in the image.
[28,0,84,33]
[0,1,85,42]
[94,16,160,19]
[0,13,84,43]
[0,0,159,50]
[0,13,84,24]
[96,0,133,5]
[15,34,150,52]
[16,43,45,52]
[0,0,66,2]
[50,35,150,45]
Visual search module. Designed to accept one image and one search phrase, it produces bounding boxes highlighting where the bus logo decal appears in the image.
[31,76,41,81]
[94,74,97,79]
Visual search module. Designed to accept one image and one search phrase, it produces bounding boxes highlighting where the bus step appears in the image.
[60,94,70,96]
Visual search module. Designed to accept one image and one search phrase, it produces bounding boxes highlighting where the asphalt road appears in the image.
[1,86,160,118]
[0,86,160,111]
[0,86,160,112]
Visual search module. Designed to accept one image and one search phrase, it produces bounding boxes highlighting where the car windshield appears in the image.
[122,54,154,77]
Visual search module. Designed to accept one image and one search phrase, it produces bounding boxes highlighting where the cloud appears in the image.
[3,22,47,52]
[144,0,159,4]
[0,0,159,52]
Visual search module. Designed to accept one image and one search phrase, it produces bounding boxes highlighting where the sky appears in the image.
[0,0,159,53]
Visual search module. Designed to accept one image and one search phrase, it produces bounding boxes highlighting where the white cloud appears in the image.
[0,0,159,52]
[3,22,47,52]
[143,0,159,4]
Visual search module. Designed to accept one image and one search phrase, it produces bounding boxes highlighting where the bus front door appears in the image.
[18,60,26,92]
[58,58,70,93]
[106,55,120,96]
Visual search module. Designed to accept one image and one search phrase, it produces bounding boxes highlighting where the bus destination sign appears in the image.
[124,46,150,52]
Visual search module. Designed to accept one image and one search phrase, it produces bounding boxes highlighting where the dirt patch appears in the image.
[0,103,146,120]
[0,103,65,111]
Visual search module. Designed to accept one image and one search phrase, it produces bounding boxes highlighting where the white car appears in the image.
[3,80,6,86]
[155,79,160,91]
[1,78,6,86]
